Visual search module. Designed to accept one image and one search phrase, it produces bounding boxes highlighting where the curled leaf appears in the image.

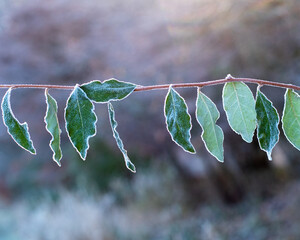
[108,102,136,172]
[80,79,136,103]
[1,88,36,154]
[45,89,63,166]
[196,89,224,162]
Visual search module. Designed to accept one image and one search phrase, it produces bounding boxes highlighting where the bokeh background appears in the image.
[0,0,299,239]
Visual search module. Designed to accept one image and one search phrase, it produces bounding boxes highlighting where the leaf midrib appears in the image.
[46,94,61,158]
[233,83,248,137]
[75,90,85,144]
[170,89,186,139]
[258,93,273,147]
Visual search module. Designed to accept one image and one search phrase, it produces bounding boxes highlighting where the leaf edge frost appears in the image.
[64,85,97,160]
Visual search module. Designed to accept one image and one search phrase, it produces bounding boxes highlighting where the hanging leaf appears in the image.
[255,89,279,160]
[164,86,195,153]
[196,89,224,162]
[1,88,36,154]
[223,82,256,143]
[44,89,62,166]
[80,79,136,103]
[65,85,97,160]
[108,102,136,172]
[282,89,300,150]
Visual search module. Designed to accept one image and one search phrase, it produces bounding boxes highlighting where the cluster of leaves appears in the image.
[165,82,300,162]
[1,79,300,172]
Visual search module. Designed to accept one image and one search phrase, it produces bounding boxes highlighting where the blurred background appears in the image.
[0,0,299,239]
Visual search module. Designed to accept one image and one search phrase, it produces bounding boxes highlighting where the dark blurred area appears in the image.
[0,0,299,239]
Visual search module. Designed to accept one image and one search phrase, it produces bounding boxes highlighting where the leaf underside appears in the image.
[1,88,36,154]
[255,89,280,160]
[45,90,63,166]
[282,89,300,151]
[223,82,256,143]
[65,85,97,160]
[80,79,136,103]
[196,90,224,162]
[108,102,136,172]
[164,86,195,153]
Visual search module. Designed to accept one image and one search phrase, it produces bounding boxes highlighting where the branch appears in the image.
[0,76,299,91]
[134,76,300,92]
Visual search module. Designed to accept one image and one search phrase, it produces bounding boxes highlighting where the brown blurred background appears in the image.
[0,0,299,239]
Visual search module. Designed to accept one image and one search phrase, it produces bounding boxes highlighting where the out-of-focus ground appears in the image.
[0,0,299,239]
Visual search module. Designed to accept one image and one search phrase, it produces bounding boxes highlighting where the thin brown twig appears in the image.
[0,76,299,91]
[134,77,300,91]
[0,84,74,90]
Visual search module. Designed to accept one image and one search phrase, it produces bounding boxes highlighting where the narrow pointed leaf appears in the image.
[44,89,62,166]
[108,102,136,172]
[196,90,224,162]
[255,89,279,160]
[65,85,97,160]
[80,79,136,103]
[223,82,256,143]
[164,86,195,153]
[1,88,36,154]
[282,89,300,150]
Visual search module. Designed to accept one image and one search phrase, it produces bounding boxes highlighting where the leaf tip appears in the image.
[215,154,224,163]
[30,149,37,155]
[79,153,87,161]
[188,147,196,154]
[126,161,136,173]
[267,152,272,161]
[55,161,62,167]
[242,136,253,144]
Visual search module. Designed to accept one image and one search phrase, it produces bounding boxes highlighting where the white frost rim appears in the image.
[44,89,63,166]
[64,85,98,160]
[1,88,36,155]
[195,88,224,162]
[163,85,196,154]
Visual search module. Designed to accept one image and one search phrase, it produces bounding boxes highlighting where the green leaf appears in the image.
[282,89,300,151]
[255,89,279,160]
[164,86,195,153]
[196,89,224,162]
[223,82,256,143]
[65,85,97,160]
[108,102,136,172]
[44,89,63,166]
[80,79,136,103]
[1,88,36,154]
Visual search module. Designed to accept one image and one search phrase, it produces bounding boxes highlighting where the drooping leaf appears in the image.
[65,85,97,160]
[282,89,300,150]
[164,86,195,153]
[108,102,136,172]
[44,89,62,166]
[196,89,224,162]
[222,82,256,143]
[1,88,36,154]
[80,79,136,103]
[255,89,279,160]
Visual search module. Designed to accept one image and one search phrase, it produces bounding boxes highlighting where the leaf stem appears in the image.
[0,76,299,91]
